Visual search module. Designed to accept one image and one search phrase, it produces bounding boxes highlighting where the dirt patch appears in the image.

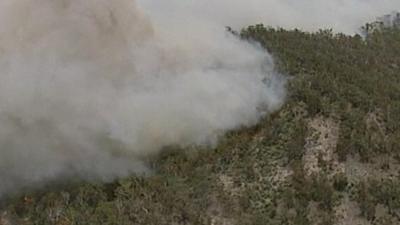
[219,175,241,197]
[334,195,371,225]
[271,166,293,188]
[303,117,344,177]
[365,110,387,139]
[346,154,400,184]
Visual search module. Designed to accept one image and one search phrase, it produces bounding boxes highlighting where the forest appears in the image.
[1,21,400,225]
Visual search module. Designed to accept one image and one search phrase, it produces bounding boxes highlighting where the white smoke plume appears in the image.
[0,0,398,197]
[0,0,284,197]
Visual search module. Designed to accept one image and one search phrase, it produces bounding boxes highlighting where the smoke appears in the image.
[1,0,399,198]
[0,0,285,197]
[140,0,400,34]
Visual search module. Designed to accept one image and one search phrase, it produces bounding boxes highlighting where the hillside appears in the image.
[1,25,400,225]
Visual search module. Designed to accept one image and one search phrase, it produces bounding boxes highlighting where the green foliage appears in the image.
[2,23,400,225]
[333,173,348,192]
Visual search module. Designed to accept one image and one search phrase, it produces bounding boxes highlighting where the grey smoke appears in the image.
[140,0,400,34]
[0,0,284,197]
[0,0,398,197]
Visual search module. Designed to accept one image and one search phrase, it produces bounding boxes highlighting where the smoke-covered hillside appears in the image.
[0,0,285,198]
[1,1,400,225]
[2,18,400,225]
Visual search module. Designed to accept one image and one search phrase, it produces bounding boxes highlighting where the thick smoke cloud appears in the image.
[0,0,398,198]
[0,0,284,197]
